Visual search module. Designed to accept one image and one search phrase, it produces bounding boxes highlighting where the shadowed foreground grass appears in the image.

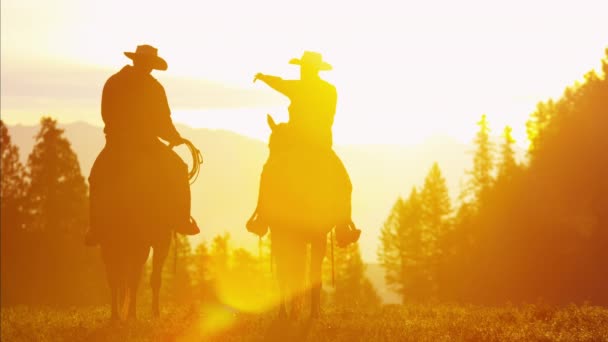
[2,304,607,341]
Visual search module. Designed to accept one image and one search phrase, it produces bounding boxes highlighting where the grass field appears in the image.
[2,304,607,342]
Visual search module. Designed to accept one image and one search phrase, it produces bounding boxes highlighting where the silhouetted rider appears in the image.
[85,44,199,246]
[249,51,360,247]
[254,54,337,150]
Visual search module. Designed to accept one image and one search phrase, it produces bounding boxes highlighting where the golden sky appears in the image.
[1,0,607,145]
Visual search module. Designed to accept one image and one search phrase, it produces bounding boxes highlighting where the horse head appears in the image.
[266,114,294,158]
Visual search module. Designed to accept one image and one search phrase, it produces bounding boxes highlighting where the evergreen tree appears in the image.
[419,163,452,296]
[228,247,275,312]
[378,188,429,302]
[332,241,381,309]
[444,50,608,304]
[1,120,27,230]
[526,100,554,155]
[466,114,495,206]
[24,117,104,305]
[378,198,404,295]
[209,233,231,279]
[497,126,518,179]
[27,117,88,234]
[0,121,28,305]
[164,235,194,304]
[420,162,451,244]
[193,241,213,302]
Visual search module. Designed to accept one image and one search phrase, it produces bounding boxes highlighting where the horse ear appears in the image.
[267,114,277,131]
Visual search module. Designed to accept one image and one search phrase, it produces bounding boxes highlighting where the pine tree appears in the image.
[193,241,213,302]
[526,100,554,155]
[497,126,519,181]
[378,188,429,302]
[419,163,452,296]
[209,233,231,279]
[420,162,451,241]
[27,117,88,235]
[228,247,275,312]
[1,120,27,230]
[332,241,381,309]
[0,120,29,305]
[378,198,404,294]
[164,235,194,304]
[24,117,104,304]
[467,114,495,206]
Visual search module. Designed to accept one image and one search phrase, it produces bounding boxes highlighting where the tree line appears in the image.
[0,120,379,308]
[2,49,607,307]
[379,48,608,305]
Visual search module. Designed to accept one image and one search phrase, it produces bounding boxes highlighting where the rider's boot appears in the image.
[246,210,269,237]
[175,216,200,235]
[335,220,361,248]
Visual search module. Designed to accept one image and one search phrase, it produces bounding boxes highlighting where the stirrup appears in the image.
[246,211,269,237]
[335,221,361,248]
[176,216,200,236]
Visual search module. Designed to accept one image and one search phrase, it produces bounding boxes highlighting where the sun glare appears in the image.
[2,0,606,146]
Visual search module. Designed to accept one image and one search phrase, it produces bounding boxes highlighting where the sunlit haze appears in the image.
[2,0,607,146]
[2,0,608,336]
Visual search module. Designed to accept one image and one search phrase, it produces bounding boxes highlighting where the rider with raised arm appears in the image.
[249,51,360,246]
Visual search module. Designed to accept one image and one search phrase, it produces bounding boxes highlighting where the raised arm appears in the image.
[254,73,296,98]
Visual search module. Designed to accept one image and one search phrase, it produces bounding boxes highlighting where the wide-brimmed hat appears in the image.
[289,51,332,71]
[124,45,168,71]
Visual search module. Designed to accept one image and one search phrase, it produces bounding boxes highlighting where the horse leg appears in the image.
[277,267,288,319]
[126,244,150,321]
[272,233,288,319]
[126,265,141,320]
[288,240,306,320]
[110,285,118,320]
[310,234,327,318]
[102,250,120,321]
[278,282,288,320]
[106,262,119,321]
[151,233,171,318]
[119,272,129,320]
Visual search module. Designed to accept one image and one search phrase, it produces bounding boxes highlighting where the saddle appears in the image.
[247,125,360,246]
[89,138,201,242]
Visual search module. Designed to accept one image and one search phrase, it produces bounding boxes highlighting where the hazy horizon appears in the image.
[0,111,508,147]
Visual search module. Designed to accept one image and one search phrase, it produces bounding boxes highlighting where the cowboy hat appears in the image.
[124,44,168,71]
[289,51,332,71]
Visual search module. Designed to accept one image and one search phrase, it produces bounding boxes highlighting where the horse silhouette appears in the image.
[260,115,350,318]
[89,144,175,320]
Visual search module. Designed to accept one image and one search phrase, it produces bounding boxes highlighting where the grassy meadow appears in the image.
[2,303,607,342]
